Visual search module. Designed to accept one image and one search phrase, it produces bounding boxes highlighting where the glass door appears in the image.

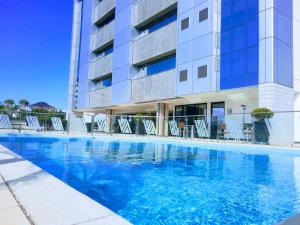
[211,102,225,139]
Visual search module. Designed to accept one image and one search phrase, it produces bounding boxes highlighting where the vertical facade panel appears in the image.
[220,0,259,90]
[77,0,93,109]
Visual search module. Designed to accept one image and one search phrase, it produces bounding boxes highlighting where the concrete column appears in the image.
[156,103,169,136]
[258,83,294,146]
[106,109,115,133]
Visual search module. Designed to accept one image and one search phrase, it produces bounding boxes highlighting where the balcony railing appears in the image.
[93,21,114,51]
[89,87,112,108]
[90,54,113,80]
[131,69,176,103]
[94,0,115,25]
[133,21,176,65]
[134,0,177,28]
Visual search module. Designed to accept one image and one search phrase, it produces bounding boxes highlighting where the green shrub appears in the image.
[251,108,274,121]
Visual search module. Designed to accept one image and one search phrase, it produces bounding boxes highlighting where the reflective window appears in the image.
[140,11,177,33]
[94,44,113,57]
[147,55,176,76]
[220,0,259,90]
[93,76,112,90]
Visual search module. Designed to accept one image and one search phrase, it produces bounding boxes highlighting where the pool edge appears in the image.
[0,144,133,225]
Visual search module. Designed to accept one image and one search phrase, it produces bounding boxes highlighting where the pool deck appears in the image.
[0,144,133,225]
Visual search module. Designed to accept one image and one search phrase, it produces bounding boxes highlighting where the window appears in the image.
[198,65,208,78]
[147,55,176,76]
[93,76,112,90]
[181,17,189,30]
[94,44,113,57]
[199,8,208,22]
[96,13,115,28]
[179,70,188,82]
[141,11,177,33]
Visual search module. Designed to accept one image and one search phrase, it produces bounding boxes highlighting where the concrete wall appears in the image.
[77,0,93,110]
[111,0,136,105]
[134,0,177,27]
[92,21,114,51]
[90,54,113,80]
[133,22,176,65]
[94,0,115,24]
[68,0,82,111]
[89,87,112,108]
[176,0,220,96]
[131,69,176,102]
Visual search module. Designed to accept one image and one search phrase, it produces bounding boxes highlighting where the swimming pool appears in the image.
[0,135,300,225]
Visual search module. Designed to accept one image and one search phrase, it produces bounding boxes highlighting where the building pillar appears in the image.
[156,103,169,136]
[106,109,115,133]
[258,83,294,146]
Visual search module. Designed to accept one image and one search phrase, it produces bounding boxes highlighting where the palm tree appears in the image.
[19,99,29,107]
[4,99,15,108]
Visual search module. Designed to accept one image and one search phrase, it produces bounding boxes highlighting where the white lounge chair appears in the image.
[194,120,209,138]
[224,117,243,141]
[143,120,156,135]
[96,118,109,133]
[51,117,64,131]
[26,116,43,131]
[0,114,12,129]
[118,118,132,134]
[169,120,180,137]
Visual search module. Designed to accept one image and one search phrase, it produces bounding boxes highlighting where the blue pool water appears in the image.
[1,135,300,225]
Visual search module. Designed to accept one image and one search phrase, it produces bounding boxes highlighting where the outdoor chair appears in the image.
[95,118,109,133]
[118,118,132,134]
[169,120,180,137]
[143,120,156,135]
[51,117,64,131]
[26,115,43,131]
[194,120,209,138]
[224,118,243,141]
[0,114,12,129]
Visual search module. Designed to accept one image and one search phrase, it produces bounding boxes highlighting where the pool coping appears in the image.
[0,144,133,225]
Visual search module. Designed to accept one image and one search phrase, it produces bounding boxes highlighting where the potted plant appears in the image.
[251,108,274,144]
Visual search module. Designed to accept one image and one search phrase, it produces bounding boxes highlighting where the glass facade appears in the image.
[220,0,259,90]
[147,54,176,76]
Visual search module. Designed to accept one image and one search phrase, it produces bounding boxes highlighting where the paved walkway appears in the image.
[0,176,32,225]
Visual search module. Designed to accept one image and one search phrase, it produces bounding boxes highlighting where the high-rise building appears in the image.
[68,0,300,143]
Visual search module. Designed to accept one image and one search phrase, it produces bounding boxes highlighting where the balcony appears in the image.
[134,0,177,28]
[133,21,176,65]
[93,21,114,52]
[90,54,113,80]
[94,0,115,25]
[89,87,112,108]
[131,69,175,103]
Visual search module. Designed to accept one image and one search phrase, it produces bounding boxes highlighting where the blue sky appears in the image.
[0,0,73,109]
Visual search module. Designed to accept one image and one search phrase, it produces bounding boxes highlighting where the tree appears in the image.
[19,99,30,107]
[4,99,15,108]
